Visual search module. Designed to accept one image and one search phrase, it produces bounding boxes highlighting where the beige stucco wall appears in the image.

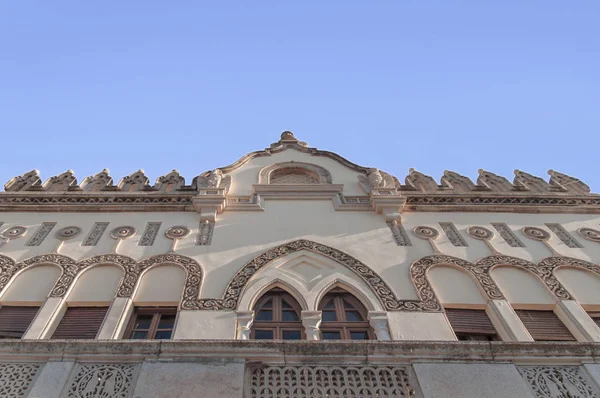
[491,267,555,307]
[67,265,123,305]
[428,266,487,306]
[134,265,186,304]
[0,265,61,304]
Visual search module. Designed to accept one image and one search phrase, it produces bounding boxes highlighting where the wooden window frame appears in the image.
[251,289,304,340]
[124,307,177,340]
[588,312,600,328]
[318,289,374,340]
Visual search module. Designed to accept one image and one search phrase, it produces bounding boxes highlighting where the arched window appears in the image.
[270,167,321,184]
[251,288,303,340]
[318,288,374,340]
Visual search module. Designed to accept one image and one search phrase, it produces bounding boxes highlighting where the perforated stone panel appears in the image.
[246,364,418,398]
[62,363,139,398]
[0,363,41,398]
[518,365,598,398]
[270,167,320,184]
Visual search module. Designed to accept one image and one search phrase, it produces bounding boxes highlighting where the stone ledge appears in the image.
[0,340,598,364]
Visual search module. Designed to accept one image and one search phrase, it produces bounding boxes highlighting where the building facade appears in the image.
[1,132,600,397]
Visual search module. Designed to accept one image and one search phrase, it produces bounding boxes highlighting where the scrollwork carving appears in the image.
[259,162,333,185]
[518,366,598,398]
[14,254,80,297]
[65,363,138,398]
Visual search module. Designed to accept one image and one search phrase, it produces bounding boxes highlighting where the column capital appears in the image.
[301,311,322,341]
[368,311,391,340]
[236,311,254,340]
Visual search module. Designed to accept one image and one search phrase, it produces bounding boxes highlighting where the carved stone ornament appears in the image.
[55,226,82,240]
[165,225,191,239]
[118,170,149,192]
[80,169,113,191]
[441,170,475,192]
[65,363,138,398]
[548,169,591,195]
[110,226,136,240]
[246,364,417,398]
[477,169,514,191]
[578,227,600,242]
[405,168,438,192]
[43,170,77,191]
[467,226,494,240]
[0,363,41,397]
[413,226,439,240]
[3,169,41,191]
[0,226,27,240]
[358,168,396,192]
[522,226,551,241]
[194,169,232,193]
[518,365,598,398]
[513,170,551,192]
[154,169,185,192]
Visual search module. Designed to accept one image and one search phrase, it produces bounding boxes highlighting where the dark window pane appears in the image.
[350,331,369,340]
[261,299,273,308]
[134,315,153,329]
[158,315,176,329]
[256,310,273,321]
[254,330,273,340]
[470,334,495,341]
[281,300,292,309]
[456,333,470,341]
[343,299,356,309]
[322,300,335,309]
[281,310,299,321]
[282,330,301,340]
[154,330,172,340]
[345,311,363,322]
[322,331,341,340]
[131,331,148,339]
[322,311,337,322]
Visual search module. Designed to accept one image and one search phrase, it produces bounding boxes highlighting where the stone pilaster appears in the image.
[301,311,322,341]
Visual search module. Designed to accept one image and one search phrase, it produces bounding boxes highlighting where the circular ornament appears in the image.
[0,226,27,240]
[165,226,191,240]
[55,226,82,240]
[578,227,600,242]
[522,226,550,241]
[110,226,136,239]
[413,226,439,240]
[467,226,494,240]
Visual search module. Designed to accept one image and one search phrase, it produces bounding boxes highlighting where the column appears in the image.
[368,311,391,340]
[235,311,254,340]
[486,300,533,341]
[23,297,66,339]
[301,311,322,341]
[97,297,133,339]
[555,300,600,342]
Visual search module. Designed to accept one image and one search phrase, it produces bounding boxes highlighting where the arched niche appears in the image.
[491,266,555,306]
[555,267,600,306]
[258,162,333,184]
[428,266,487,306]
[134,265,186,305]
[0,265,61,304]
[68,265,124,304]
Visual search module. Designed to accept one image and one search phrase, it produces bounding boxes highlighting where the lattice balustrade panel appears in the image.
[0,363,41,398]
[246,364,418,398]
[518,366,598,398]
[63,363,138,398]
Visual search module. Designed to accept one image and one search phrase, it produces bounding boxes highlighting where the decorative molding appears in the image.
[522,226,551,241]
[13,254,79,297]
[358,168,396,193]
[63,363,138,398]
[0,363,41,398]
[467,226,494,240]
[138,222,161,246]
[165,225,191,240]
[191,239,418,311]
[82,222,110,246]
[546,223,583,248]
[110,226,136,240]
[154,170,184,192]
[195,220,214,246]
[80,169,114,191]
[579,227,600,242]
[55,226,82,241]
[413,226,439,240]
[246,364,417,398]
[387,221,412,246]
[118,170,150,192]
[25,222,56,246]
[439,222,468,247]
[1,226,27,240]
[491,223,525,247]
[518,366,597,398]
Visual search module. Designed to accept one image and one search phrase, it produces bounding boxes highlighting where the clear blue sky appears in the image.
[1,1,598,191]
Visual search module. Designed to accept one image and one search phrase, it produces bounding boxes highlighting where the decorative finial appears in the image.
[280,131,297,141]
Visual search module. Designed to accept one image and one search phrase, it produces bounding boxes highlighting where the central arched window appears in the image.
[270,167,321,184]
[318,288,374,340]
[251,288,303,340]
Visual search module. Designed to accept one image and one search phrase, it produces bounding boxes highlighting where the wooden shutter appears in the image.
[515,309,575,341]
[445,308,497,335]
[0,306,39,338]
[52,307,108,339]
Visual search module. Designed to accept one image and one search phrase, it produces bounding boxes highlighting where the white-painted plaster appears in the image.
[67,265,123,304]
[134,265,185,304]
[0,265,60,304]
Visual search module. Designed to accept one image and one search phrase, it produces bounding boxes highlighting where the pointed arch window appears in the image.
[318,288,374,340]
[251,288,304,340]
